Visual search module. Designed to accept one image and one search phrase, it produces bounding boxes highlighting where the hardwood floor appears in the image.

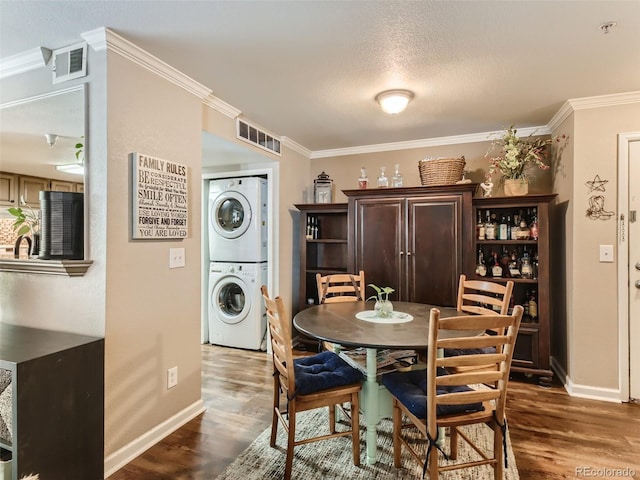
[107,344,640,479]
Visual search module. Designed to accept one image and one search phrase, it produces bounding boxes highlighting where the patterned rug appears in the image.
[216,408,519,479]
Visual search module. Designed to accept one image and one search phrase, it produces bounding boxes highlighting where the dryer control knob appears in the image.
[229,266,235,273]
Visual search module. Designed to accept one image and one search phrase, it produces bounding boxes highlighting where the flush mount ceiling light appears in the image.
[55,163,84,175]
[375,89,414,115]
[45,133,58,147]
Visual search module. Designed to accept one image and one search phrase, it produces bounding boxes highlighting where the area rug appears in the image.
[216,408,519,479]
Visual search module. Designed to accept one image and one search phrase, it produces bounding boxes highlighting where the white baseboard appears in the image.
[104,399,206,478]
[551,356,623,403]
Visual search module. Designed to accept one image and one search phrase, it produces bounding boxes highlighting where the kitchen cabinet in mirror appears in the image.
[0,85,91,275]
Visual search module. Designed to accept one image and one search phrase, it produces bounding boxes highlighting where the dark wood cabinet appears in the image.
[472,194,556,386]
[293,203,348,314]
[0,324,104,480]
[344,184,476,307]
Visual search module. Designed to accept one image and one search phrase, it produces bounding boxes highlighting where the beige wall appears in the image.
[103,53,203,455]
[311,138,553,202]
[557,102,640,390]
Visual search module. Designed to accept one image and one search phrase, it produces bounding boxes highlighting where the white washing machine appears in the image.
[208,177,267,262]
[208,262,267,350]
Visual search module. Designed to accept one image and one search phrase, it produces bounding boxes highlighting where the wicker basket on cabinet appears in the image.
[418,156,466,186]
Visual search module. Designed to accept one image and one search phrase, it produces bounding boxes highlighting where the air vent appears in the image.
[52,42,87,84]
[237,119,281,156]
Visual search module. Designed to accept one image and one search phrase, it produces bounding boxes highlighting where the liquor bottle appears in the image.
[391,164,403,188]
[530,207,539,240]
[377,166,389,188]
[475,248,487,277]
[499,246,510,277]
[521,251,533,279]
[508,250,521,277]
[532,252,539,279]
[491,250,503,278]
[498,214,508,240]
[477,210,486,240]
[506,215,512,240]
[485,210,495,240]
[511,214,519,240]
[528,290,538,321]
[518,214,530,240]
[305,216,313,239]
[358,167,368,189]
[523,289,530,318]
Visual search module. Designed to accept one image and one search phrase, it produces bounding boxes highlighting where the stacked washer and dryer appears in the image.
[208,177,268,350]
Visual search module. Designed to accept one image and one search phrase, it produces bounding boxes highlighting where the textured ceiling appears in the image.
[1,1,639,153]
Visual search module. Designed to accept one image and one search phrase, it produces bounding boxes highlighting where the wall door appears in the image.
[618,133,640,401]
[629,139,640,400]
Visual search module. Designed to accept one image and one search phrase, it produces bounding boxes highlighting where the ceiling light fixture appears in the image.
[45,133,58,147]
[55,163,84,175]
[375,89,414,115]
[599,21,617,34]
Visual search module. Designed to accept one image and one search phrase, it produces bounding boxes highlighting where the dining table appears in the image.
[293,300,482,465]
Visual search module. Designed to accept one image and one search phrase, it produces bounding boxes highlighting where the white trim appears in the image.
[82,27,108,52]
[203,94,241,119]
[0,46,51,79]
[0,84,84,110]
[310,126,551,159]
[281,136,312,158]
[618,132,640,403]
[103,399,205,478]
[549,92,640,132]
[563,378,623,404]
[101,27,212,100]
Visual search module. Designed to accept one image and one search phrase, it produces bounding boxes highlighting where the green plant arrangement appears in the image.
[485,125,556,183]
[7,196,39,236]
[366,284,395,302]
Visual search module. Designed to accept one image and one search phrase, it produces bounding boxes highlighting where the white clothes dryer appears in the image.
[208,177,267,262]
[208,262,267,350]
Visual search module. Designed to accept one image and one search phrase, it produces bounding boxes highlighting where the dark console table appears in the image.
[0,324,104,480]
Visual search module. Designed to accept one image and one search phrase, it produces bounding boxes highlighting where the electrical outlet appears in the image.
[169,248,185,268]
[167,366,178,389]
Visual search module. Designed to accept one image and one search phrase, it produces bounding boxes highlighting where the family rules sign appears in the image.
[131,153,188,239]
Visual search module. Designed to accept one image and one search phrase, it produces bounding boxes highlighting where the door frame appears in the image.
[617,132,640,402]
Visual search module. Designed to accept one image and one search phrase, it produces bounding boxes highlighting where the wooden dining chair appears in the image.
[445,275,514,373]
[381,306,523,479]
[260,286,363,480]
[316,270,365,351]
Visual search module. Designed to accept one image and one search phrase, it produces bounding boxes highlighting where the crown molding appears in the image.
[82,27,108,51]
[548,91,640,132]
[0,84,84,110]
[310,126,550,159]
[99,27,212,100]
[0,46,52,79]
[281,136,312,158]
[202,94,241,119]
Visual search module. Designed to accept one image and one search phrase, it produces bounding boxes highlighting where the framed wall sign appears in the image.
[131,153,189,239]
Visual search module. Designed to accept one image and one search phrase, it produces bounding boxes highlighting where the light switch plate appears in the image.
[599,244,614,263]
[169,248,185,268]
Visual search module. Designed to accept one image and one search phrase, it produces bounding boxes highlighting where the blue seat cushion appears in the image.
[444,346,497,357]
[381,367,484,419]
[294,350,363,395]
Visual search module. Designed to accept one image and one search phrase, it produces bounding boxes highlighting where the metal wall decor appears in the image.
[585,174,615,220]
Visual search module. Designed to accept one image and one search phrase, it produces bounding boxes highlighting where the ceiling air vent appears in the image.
[52,42,87,84]
[237,119,281,156]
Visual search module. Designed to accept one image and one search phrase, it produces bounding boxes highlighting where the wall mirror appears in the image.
[0,85,86,265]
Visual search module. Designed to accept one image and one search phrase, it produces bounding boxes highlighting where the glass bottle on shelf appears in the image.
[511,214,520,240]
[499,246,510,277]
[475,248,487,277]
[391,164,403,187]
[485,210,495,240]
[491,250,503,278]
[508,250,521,277]
[532,252,539,279]
[530,207,539,240]
[477,210,485,240]
[377,166,389,188]
[498,214,508,240]
[518,214,530,240]
[358,167,368,189]
[528,290,538,321]
[521,251,533,279]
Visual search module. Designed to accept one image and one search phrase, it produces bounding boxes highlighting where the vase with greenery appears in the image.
[7,196,40,257]
[367,284,394,318]
[484,125,563,195]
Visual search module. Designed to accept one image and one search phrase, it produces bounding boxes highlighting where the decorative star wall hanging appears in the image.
[586,174,608,192]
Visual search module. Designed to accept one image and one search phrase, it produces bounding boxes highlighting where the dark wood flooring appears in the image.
[106,344,640,479]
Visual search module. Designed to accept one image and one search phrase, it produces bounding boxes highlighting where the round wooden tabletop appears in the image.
[293,301,480,349]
